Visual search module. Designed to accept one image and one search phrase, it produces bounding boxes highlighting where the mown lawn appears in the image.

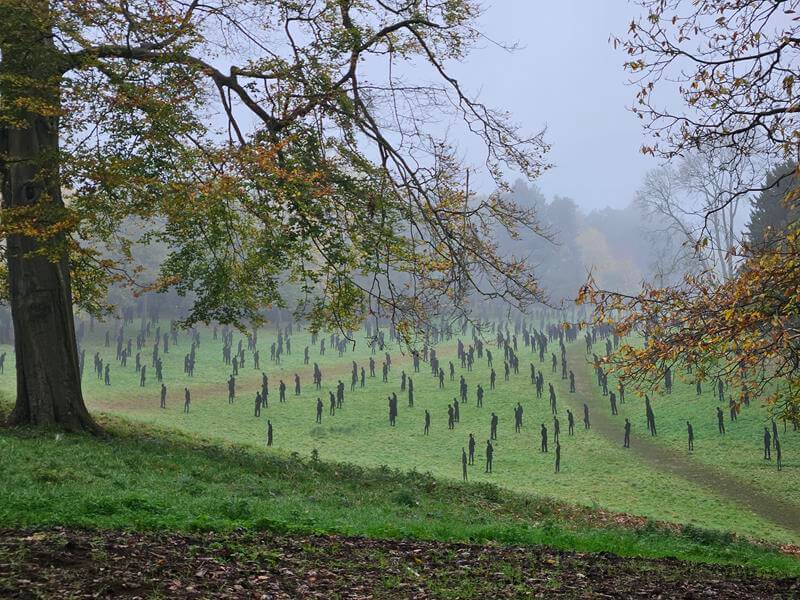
[1,415,799,576]
[0,322,797,544]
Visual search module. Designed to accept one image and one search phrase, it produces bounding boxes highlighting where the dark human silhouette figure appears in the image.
[555,442,561,474]
[462,448,468,481]
[583,403,590,429]
[567,409,575,435]
[160,384,167,409]
[485,440,494,473]
[336,380,344,408]
[267,420,273,447]
[764,427,772,460]
[540,423,548,453]
[687,421,694,451]
[424,410,430,435]
[717,406,725,434]
[254,392,262,417]
[490,413,498,440]
[645,395,657,436]
[389,394,398,426]
[228,375,236,404]
[664,366,672,394]
[468,433,475,465]
[772,419,780,451]
[623,418,631,448]
[258,373,269,408]
[183,387,191,413]
[316,398,323,424]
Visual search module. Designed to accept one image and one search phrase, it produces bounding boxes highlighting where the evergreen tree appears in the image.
[747,163,799,248]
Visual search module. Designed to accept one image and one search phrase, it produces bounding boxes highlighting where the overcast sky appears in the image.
[450,1,653,211]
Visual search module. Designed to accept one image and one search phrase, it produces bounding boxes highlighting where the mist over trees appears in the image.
[75,149,789,333]
[495,180,689,305]
[91,178,697,321]
[94,172,746,322]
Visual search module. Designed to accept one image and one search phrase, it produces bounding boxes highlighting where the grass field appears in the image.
[1,321,798,546]
[1,414,799,576]
[600,361,799,504]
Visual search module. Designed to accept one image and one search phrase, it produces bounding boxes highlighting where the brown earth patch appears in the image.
[1,528,798,599]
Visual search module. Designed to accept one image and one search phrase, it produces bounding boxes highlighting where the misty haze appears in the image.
[1,0,799,597]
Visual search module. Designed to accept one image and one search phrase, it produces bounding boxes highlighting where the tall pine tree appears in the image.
[747,163,799,248]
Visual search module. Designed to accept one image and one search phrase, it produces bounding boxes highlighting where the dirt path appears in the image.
[89,344,438,417]
[566,345,800,538]
[88,355,376,413]
[1,528,797,599]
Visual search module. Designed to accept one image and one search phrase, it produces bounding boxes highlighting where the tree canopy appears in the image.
[583,0,800,419]
[0,0,551,429]
[2,0,550,332]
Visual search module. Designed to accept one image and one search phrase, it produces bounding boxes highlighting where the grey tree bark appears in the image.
[0,2,96,431]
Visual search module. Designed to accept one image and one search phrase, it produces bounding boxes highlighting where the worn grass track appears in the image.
[565,344,800,538]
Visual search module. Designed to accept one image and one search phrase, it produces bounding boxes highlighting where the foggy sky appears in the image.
[451,1,652,210]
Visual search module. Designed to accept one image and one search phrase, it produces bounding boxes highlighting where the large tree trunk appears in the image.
[0,2,97,432]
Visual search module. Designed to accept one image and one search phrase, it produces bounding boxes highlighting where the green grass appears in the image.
[1,414,799,576]
[0,322,798,546]
[601,361,799,505]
